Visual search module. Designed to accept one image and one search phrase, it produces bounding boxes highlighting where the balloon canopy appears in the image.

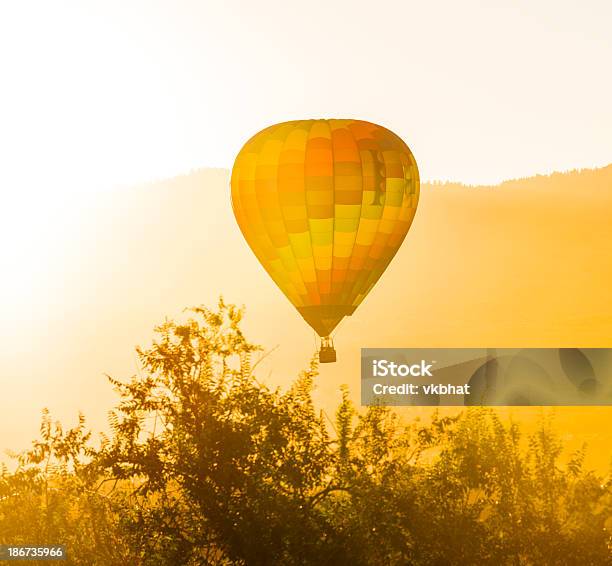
[231,119,419,340]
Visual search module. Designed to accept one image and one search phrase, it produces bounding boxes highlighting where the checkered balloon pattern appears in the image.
[231,119,419,337]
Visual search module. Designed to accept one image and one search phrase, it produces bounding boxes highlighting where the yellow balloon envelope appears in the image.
[231,119,419,360]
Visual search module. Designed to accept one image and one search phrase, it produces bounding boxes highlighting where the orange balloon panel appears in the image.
[231,119,419,337]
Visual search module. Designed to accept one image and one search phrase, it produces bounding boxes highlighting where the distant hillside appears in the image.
[423,163,612,192]
[1,164,611,471]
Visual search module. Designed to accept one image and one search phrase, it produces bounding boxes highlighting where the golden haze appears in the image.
[1,166,611,470]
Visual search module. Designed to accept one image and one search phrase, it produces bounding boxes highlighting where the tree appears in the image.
[1,300,611,565]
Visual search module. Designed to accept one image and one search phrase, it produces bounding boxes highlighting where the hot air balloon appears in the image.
[231,119,419,363]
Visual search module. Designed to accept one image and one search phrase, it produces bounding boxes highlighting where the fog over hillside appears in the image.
[2,165,611,469]
[423,163,612,191]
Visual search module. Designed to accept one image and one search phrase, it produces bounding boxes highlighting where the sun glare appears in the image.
[0,3,190,326]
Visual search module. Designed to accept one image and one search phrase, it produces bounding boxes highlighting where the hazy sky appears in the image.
[1,0,611,193]
[2,0,611,312]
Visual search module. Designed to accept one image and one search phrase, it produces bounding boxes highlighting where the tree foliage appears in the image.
[1,300,611,565]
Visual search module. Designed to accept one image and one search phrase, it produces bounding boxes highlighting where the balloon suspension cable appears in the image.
[318,335,337,364]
